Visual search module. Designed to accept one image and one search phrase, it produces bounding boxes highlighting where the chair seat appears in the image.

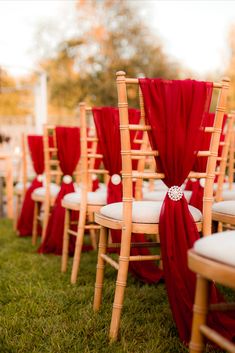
[213,182,235,191]
[143,180,168,192]
[143,190,192,202]
[223,182,235,190]
[100,201,202,224]
[63,190,107,206]
[32,183,60,197]
[221,189,235,201]
[212,200,235,216]
[74,182,107,193]
[73,183,81,193]
[96,183,107,191]
[15,181,31,193]
[193,231,235,267]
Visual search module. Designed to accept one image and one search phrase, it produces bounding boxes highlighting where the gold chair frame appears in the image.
[93,71,230,341]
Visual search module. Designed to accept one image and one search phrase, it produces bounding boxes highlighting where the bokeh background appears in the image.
[0,0,235,149]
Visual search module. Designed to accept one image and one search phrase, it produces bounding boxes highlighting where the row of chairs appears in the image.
[15,72,235,352]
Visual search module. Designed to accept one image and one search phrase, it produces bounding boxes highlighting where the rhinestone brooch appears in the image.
[168,185,183,201]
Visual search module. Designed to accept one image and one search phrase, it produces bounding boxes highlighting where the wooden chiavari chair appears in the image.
[212,113,235,231]
[31,125,62,245]
[14,133,28,230]
[61,103,107,283]
[228,128,235,188]
[93,71,230,341]
[188,231,235,353]
[214,113,235,201]
[0,153,13,219]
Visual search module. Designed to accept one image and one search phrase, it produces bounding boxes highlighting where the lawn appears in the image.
[0,219,225,353]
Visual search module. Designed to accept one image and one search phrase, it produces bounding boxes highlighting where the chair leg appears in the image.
[70,207,87,284]
[32,201,39,245]
[189,274,209,353]
[6,159,14,219]
[217,221,223,232]
[93,226,108,311]
[14,194,21,232]
[109,231,131,341]
[88,212,97,250]
[41,200,50,242]
[61,208,70,273]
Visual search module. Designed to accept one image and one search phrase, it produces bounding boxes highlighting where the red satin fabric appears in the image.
[17,135,44,236]
[93,107,163,283]
[185,179,204,210]
[139,78,235,343]
[38,127,80,255]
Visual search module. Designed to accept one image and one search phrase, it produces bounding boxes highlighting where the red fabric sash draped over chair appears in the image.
[17,135,44,236]
[139,78,235,343]
[186,113,227,211]
[38,127,80,255]
[93,107,163,284]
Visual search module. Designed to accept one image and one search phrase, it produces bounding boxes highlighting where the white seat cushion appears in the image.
[100,201,202,224]
[223,182,235,190]
[143,190,192,202]
[97,183,107,191]
[32,183,60,197]
[213,182,235,191]
[143,190,167,201]
[63,190,107,205]
[221,189,235,201]
[73,183,81,193]
[152,180,168,191]
[212,201,235,216]
[143,180,168,192]
[194,231,235,267]
[74,183,106,193]
[15,181,31,192]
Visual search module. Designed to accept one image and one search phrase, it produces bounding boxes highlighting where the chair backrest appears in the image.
[90,105,149,201]
[116,71,230,236]
[16,133,35,195]
[19,133,28,196]
[228,123,235,189]
[44,124,83,190]
[133,129,152,200]
[214,113,234,201]
[43,125,62,189]
[79,103,108,193]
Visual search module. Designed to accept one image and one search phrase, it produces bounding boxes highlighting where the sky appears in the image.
[0,0,235,77]
[145,0,235,76]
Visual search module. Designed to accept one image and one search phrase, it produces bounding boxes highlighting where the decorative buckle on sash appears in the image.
[63,175,72,184]
[37,174,43,182]
[168,185,183,201]
[111,174,121,185]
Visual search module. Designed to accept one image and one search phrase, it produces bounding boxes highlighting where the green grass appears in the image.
[0,219,226,353]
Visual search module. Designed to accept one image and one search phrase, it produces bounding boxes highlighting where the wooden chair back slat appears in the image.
[228,127,235,188]
[215,113,235,201]
[43,125,62,187]
[116,71,230,237]
[79,104,108,192]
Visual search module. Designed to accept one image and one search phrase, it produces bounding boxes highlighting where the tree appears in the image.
[37,0,181,114]
[226,25,235,110]
[0,68,32,117]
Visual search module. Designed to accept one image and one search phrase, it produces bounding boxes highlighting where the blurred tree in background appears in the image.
[38,0,181,115]
[226,25,235,110]
[0,68,31,117]
[1,0,235,120]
